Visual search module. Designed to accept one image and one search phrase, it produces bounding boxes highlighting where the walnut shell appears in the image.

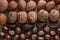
[0,13,7,25]
[18,11,27,24]
[8,11,17,23]
[0,0,8,12]
[38,9,49,22]
[49,9,59,22]
[28,11,37,23]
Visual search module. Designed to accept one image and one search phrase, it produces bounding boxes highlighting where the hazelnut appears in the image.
[46,1,55,11]
[14,35,19,40]
[20,34,25,40]
[18,11,27,24]
[49,9,59,22]
[0,0,8,12]
[6,34,11,40]
[54,35,59,40]
[37,0,47,10]
[8,11,17,23]
[57,28,60,32]
[57,4,60,12]
[50,31,56,36]
[8,1,17,10]
[32,27,37,33]
[38,9,49,22]
[45,34,51,40]
[0,13,7,25]
[15,27,21,34]
[38,37,44,40]
[18,0,26,10]
[28,11,37,23]
[26,0,36,11]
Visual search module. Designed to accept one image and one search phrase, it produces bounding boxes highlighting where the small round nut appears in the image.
[37,0,47,10]
[26,0,36,11]
[18,0,26,10]
[0,0,8,12]
[8,1,17,10]
[8,11,17,23]
[57,4,60,12]
[46,1,55,11]
[38,9,49,22]
[18,11,27,24]
[49,9,59,22]
[54,0,60,4]
[0,13,7,25]
[28,11,37,23]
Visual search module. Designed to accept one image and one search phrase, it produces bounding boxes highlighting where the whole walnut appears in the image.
[18,0,26,10]
[28,11,37,23]
[8,11,17,23]
[38,9,49,22]
[49,9,59,22]
[37,0,47,10]
[46,1,55,11]
[57,4,60,12]
[18,11,27,24]
[26,0,36,11]
[0,0,8,12]
[8,1,17,10]
[0,13,7,25]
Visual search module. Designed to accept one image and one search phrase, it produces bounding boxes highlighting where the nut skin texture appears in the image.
[57,4,60,12]
[20,34,25,40]
[0,0,8,12]
[8,11,17,24]
[0,13,7,25]
[8,1,17,10]
[49,9,59,22]
[38,9,49,22]
[46,1,55,11]
[37,0,47,10]
[18,11,27,24]
[28,11,37,23]
[26,0,36,11]
[18,0,26,10]
[6,35,11,40]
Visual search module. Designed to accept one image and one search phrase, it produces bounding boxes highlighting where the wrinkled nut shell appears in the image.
[38,9,49,22]
[8,11,17,23]
[38,0,47,10]
[28,11,37,23]
[46,1,55,11]
[26,0,36,11]
[49,9,59,22]
[18,11,27,24]
[8,1,17,10]
[18,0,26,10]
[0,13,7,25]
[0,0,8,12]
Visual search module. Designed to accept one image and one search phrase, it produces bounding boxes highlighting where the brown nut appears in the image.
[8,1,17,10]
[18,0,26,10]
[6,34,11,40]
[49,9,59,22]
[46,1,55,11]
[28,11,37,23]
[37,0,47,10]
[57,4,60,12]
[8,11,17,23]
[20,34,25,40]
[54,0,60,4]
[0,13,7,25]
[0,0,8,12]
[54,35,59,40]
[38,9,49,22]
[18,11,27,24]
[26,0,36,11]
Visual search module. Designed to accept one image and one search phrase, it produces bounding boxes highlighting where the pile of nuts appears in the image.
[0,0,60,40]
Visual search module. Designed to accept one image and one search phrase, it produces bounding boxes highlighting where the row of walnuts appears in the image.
[0,0,60,12]
[0,9,60,25]
[0,0,60,25]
